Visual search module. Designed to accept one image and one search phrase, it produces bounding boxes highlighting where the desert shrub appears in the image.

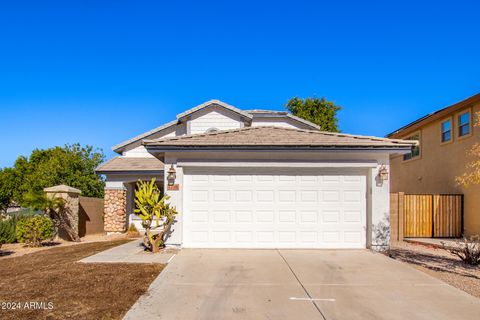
[16,215,54,247]
[443,236,480,266]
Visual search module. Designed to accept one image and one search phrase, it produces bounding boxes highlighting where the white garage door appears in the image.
[183,168,367,248]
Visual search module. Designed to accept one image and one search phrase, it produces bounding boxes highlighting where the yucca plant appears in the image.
[134,179,177,252]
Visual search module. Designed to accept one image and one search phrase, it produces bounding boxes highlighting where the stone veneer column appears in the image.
[44,184,81,240]
[104,188,127,234]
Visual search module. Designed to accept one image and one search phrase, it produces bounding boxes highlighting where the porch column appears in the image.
[104,185,127,234]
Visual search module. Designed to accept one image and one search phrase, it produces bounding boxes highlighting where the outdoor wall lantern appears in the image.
[378,165,389,182]
[167,165,176,186]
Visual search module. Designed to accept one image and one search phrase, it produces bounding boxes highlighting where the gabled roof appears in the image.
[176,99,253,121]
[96,156,164,173]
[112,119,178,153]
[143,126,416,150]
[112,99,321,153]
[387,93,480,138]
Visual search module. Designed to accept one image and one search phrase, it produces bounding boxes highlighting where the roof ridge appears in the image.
[143,126,263,144]
[176,99,253,120]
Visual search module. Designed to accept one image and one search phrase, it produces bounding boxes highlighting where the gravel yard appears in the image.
[389,241,480,298]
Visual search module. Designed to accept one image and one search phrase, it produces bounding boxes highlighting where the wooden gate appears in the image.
[403,194,463,238]
[404,195,433,237]
[433,195,463,237]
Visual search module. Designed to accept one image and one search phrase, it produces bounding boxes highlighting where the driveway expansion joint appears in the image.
[276,249,328,320]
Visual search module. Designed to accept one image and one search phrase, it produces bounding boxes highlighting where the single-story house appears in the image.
[96,99,415,249]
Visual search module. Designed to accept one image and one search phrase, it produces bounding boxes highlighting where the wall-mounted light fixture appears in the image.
[378,165,389,182]
[167,165,176,186]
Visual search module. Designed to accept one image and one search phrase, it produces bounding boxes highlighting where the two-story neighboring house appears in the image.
[96,99,414,249]
[388,93,480,236]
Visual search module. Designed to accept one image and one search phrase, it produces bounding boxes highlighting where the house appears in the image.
[96,99,415,249]
[387,93,480,237]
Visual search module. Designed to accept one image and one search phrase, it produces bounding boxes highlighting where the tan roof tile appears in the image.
[96,157,164,173]
[143,126,416,149]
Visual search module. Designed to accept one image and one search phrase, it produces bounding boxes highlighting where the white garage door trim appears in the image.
[183,167,367,249]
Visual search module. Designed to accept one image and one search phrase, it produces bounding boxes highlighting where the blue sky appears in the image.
[0,0,479,167]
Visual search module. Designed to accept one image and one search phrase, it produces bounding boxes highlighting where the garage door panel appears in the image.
[256,210,275,223]
[344,210,362,223]
[190,210,209,223]
[300,190,318,202]
[299,210,318,224]
[257,231,275,243]
[183,168,366,248]
[235,210,254,223]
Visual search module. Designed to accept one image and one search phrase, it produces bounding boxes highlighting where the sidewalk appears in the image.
[79,239,177,264]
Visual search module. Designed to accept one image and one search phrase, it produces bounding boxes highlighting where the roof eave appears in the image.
[95,169,164,175]
[111,119,179,154]
[144,145,414,153]
[285,114,321,130]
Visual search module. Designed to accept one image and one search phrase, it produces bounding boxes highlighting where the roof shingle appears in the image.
[96,157,164,173]
[143,126,416,149]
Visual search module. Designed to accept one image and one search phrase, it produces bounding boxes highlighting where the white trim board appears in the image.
[177,160,378,168]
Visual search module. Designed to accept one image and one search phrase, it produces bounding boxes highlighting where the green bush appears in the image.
[16,215,54,247]
[0,210,44,244]
[0,218,16,244]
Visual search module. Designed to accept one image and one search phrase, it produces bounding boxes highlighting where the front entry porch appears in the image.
[103,173,164,234]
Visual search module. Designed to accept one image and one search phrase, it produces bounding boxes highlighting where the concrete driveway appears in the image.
[124,249,480,320]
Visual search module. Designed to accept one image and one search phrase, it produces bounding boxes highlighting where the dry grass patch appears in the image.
[0,240,164,320]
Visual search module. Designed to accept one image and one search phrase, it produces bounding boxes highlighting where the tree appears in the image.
[4,143,105,205]
[134,179,177,253]
[456,112,480,186]
[0,168,15,214]
[286,97,341,132]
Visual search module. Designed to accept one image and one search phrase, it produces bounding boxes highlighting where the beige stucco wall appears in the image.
[390,103,480,236]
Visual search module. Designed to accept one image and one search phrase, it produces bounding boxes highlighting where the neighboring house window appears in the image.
[403,132,420,161]
[441,119,452,142]
[458,111,470,137]
[206,127,219,133]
